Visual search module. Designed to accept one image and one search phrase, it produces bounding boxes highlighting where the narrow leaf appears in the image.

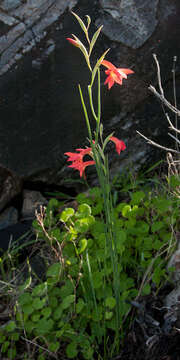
[89,25,103,56]
[71,11,88,36]
[102,132,114,151]
[91,48,110,85]
[86,15,91,31]
[97,144,105,162]
[72,34,92,71]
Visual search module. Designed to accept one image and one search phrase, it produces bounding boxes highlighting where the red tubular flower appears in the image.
[65,147,92,162]
[68,160,95,178]
[65,146,94,178]
[76,147,93,156]
[64,152,82,162]
[67,37,79,47]
[109,136,126,155]
[101,60,134,90]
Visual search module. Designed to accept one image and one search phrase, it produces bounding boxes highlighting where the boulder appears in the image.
[0,0,179,188]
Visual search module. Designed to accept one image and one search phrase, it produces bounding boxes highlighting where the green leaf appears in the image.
[105,311,113,320]
[2,341,10,353]
[92,271,103,289]
[53,305,63,320]
[78,238,88,254]
[59,280,74,298]
[25,320,34,333]
[76,298,85,314]
[5,321,16,332]
[32,297,47,310]
[49,342,60,352]
[22,304,34,316]
[38,355,46,360]
[48,296,58,308]
[76,203,91,218]
[74,218,89,233]
[105,297,116,309]
[18,292,32,306]
[151,221,164,233]
[8,348,16,359]
[36,318,54,334]
[91,48,110,85]
[18,276,32,292]
[142,283,151,295]
[31,313,41,322]
[32,283,47,297]
[50,227,61,241]
[47,198,59,210]
[71,11,88,37]
[72,34,92,71]
[116,230,127,254]
[10,332,19,341]
[60,207,75,222]
[168,174,180,188]
[89,25,103,56]
[131,191,145,205]
[46,263,62,277]
[61,295,75,310]
[86,15,91,31]
[66,341,78,358]
[41,307,52,319]
[102,132,114,152]
[122,205,132,217]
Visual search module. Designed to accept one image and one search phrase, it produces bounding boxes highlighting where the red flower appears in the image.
[68,160,95,178]
[109,137,126,155]
[67,37,79,47]
[65,147,94,178]
[65,147,92,162]
[101,60,134,90]
[65,138,126,178]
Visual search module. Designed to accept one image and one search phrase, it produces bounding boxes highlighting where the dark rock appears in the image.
[96,0,159,49]
[0,206,18,230]
[0,220,33,252]
[21,189,48,220]
[0,0,179,188]
[0,166,22,212]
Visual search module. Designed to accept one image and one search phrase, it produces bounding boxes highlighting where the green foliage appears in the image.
[0,180,179,359]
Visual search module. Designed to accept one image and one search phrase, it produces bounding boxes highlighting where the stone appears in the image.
[0,220,33,252]
[0,166,22,212]
[0,206,18,230]
[1,0,22,11]
[96,0,159,49]
[21,190,48,220]
[0,0,179,188]
[0,0,78,75]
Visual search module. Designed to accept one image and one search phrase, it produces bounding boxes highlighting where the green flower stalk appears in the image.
[65,11,134,356]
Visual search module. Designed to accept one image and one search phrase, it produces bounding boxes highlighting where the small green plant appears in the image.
[0,181,179,359]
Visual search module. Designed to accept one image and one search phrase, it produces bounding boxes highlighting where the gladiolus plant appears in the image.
[65,11,134,357]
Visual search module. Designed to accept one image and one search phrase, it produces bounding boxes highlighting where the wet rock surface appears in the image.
[96,0,159,49]
[0,0,179,187]
[0,0,77,75]
[0,166,22,212]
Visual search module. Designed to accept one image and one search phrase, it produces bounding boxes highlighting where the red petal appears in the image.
[101,60,117,71]
[110,137,126,155]
[104,75,114,89]
[117,68,134,75]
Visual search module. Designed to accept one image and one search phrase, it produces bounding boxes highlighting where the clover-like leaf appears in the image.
[46,262,62,278]
[105,297,116,309]
[60,207,75,223]
[78,238,88,254]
